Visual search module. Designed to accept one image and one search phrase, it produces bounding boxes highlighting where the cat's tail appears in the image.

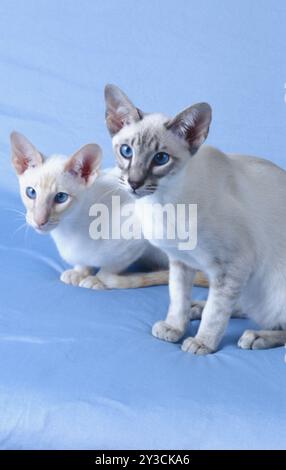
[194,271,209,288]
[96,270,208,289]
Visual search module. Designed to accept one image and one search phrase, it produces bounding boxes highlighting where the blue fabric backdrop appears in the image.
[0,0,286,449]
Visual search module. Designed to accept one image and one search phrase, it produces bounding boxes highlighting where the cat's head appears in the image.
[104,84,212,197]
[11,132,102,233]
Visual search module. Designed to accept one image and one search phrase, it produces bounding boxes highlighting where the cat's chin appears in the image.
[35,229,50,235]
[35,224,57,234]
[129,190,153,199]
[130,192,141,199]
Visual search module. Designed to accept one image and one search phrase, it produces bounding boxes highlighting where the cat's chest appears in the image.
[51,227,92,265]
[135,196,196,247]
[135,195,208,270]
[51,223,144,269]
[52,230,83,264]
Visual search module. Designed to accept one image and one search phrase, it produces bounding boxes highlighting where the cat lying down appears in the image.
[11,131,208,290]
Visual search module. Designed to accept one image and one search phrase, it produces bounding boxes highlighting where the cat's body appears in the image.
[105,84,286,352]
[137,145,286,330]
[10,133,167,289]
[11,132,207,289]
[52,166,151,270]
[50,164,170,288]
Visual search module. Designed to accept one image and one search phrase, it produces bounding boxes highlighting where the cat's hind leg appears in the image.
[99,270,207,289]
[189,301,206,319]
[93,269,169,289]
[79,268,169,290]
[61,266,92,286]
[193,271,209,287]
[78,269,208,290]
[238,329,286,350]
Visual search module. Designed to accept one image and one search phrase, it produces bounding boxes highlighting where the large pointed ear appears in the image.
[166,103,212,155]
[64,143,102,187]
[104,84,143,136]
[10,131,43,175]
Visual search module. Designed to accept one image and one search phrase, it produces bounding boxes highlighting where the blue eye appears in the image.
[54,192,69,204]
[120,144,133,159]
[153,152,170,166]
[26,187,37,199]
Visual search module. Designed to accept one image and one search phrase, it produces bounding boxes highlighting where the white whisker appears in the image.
[12,222,28,237]
[3,207,26,217]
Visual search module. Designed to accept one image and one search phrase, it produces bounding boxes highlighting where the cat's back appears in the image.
[89,167,133,206]
[194,145,286,177]
[226,150,286,206]
[192,145,286,201]
[227,151,286,180]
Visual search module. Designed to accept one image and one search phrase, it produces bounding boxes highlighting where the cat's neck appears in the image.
[144,164,188,206]
[144,146,228,205]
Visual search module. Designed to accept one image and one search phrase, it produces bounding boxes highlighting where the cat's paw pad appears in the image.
[238,330,268,350]
[182,336,213,355]
[189,301,206,319]
[61,269,87,286]
[79,275,106,290]
[152,321,184,343]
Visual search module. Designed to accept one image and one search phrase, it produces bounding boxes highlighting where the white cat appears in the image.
[10,131,208,290]
[105,84,286,353]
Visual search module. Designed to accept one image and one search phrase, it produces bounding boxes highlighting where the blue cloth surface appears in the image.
[0,0,286,450]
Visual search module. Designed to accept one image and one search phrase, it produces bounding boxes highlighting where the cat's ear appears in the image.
[166,103,212,155]
[64,143,102,187]
[104,84,143,136]
[10,131,43,175]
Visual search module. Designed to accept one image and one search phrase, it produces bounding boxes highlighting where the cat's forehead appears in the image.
[20,154,67,186]
[113,113,170,150]
[43,154,67,171]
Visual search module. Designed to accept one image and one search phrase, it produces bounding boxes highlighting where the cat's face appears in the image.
[11,132,101,233]
[105,84,212,197]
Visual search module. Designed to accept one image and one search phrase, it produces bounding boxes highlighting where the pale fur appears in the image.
[10,132,208,290]
[105,84,286,353]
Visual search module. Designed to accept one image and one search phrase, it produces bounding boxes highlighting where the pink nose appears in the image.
[34,216,49,228]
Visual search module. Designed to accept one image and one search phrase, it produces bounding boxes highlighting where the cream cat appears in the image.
[11,131,208,290]
[105,84,286,353]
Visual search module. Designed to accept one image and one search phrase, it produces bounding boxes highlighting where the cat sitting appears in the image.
[105,84,286,352]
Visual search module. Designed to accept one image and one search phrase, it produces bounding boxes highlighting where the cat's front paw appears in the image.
[182,336,214,355]
[152,320,184,343]
[79,275,106,290]
[61,269,89,286]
